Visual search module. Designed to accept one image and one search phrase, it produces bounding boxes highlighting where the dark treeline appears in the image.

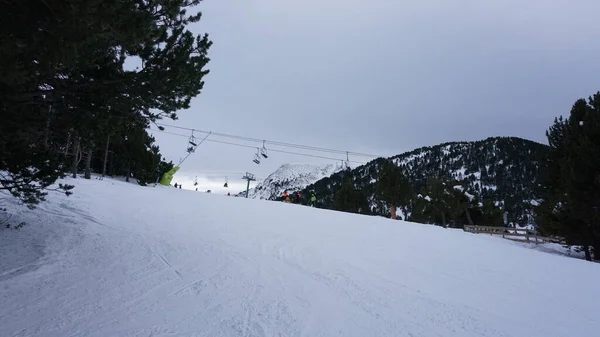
[1,0,212,207]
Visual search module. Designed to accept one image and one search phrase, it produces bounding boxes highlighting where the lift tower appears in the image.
[242,172,256,198]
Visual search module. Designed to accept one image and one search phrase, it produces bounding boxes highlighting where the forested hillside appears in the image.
[302,137,548,226]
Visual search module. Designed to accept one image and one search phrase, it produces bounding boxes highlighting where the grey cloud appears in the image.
[150,0,600,184]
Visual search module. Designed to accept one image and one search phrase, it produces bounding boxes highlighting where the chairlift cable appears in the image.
[177,131,211,167]
[149,128,367,164]
[155,122,382,158]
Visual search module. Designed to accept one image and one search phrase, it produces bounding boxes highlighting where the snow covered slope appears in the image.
[241,163,340,199]
[1,177,599,337]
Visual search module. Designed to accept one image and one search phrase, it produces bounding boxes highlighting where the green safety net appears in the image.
[159,166,180,186]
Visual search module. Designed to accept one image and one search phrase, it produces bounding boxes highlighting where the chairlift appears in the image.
[187,131,198,153]
[193,176,198,187]
[260,140,268,159]
[253,148,261,164]
[188,131,198,147]
[224,177,229,188]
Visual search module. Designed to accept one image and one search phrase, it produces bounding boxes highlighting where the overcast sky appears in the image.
[148,0,600,194]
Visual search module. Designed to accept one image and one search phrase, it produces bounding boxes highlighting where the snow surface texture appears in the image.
[240,163,341,199]
[1,177,599,337]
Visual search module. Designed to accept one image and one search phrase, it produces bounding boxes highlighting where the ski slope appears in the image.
[1,177,599,337]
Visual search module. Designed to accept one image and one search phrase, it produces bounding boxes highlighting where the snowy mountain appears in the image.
[1,175,598,336]
[238,163,341,200]
[303,136,548,225]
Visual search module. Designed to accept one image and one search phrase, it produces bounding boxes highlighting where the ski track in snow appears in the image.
[1,177,600,337]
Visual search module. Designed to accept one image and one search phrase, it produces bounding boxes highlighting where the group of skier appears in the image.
[171,182,316,205]
[282,190,317,207]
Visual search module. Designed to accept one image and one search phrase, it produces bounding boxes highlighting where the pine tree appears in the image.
[0,0,212,206]
[375,160,411,219]
[536,93,600,261]
[333,179,370,215]
[409,195,435,224]
[447,184,475,228]
[478,200,504,227]
[424,177,454,227]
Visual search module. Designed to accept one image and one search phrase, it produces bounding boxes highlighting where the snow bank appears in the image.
[0,177,599,337]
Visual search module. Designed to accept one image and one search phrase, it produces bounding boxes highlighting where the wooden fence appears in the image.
[463,225,565,245]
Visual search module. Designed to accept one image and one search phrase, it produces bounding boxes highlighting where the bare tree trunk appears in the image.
[581,225,593,261]
[109,152,114,176]
[465,208,474,226]
[583,245,592,261]
[390,205,397,220]
[64,132,71,155]
[71,137,80,178]
[441,212,447,228]
[44,105,52,149]
[84,146,93,179]
[102,134,110,177]
[125,162,131,182]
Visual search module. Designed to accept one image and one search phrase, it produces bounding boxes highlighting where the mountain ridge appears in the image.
[301,136,548,226]
[237,163,341,200]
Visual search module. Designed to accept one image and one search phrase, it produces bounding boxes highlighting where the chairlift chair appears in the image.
[188,131,198,147]
[253,148,261,164]
[260,140,268,158]
[187,131,198,153]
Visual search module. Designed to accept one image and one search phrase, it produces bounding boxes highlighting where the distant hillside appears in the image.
[301,137,548,226]
[237,163,341,200]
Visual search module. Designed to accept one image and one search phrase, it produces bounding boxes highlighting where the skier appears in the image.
[310,193,316,207]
